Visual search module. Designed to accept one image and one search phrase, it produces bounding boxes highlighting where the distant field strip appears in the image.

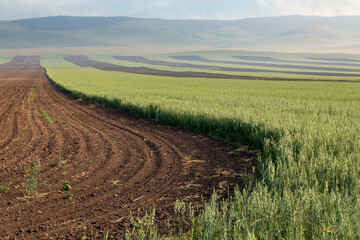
[42,55,360,239]
[234,55,360,67]
[169,55,360,74]
[110,56,360,79]
[64,55,262,80]
[308,57,360,62]
[92,55,322,80]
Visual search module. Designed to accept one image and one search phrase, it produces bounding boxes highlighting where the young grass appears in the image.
[30,85,38,100]
[20,125,28,136]
[64,192,73,200]
[62,182,72,191]
[125,208,158,240]
[38,110,53,124]
[57,158,67,165]
[41,110,53,124]
[0,184,11,192]
[30,92,37,100]
[22,157,41,196]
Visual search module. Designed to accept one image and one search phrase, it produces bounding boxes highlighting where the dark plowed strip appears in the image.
[64,55,262,79]
[0,56,254,239]
[66,56,359,82]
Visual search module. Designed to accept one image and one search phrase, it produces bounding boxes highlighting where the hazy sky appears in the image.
[0,0,359,20]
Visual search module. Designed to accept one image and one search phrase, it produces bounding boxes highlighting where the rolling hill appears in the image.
[0,15,360,52]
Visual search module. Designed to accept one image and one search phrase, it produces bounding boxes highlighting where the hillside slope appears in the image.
[0,15,359,51]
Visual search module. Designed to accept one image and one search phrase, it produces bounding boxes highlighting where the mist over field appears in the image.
[1,15,360,52]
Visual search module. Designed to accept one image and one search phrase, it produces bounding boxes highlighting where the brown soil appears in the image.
[0,56,255,239]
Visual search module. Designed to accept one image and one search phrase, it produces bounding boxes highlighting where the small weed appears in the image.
[39,110,53,124]
[82,228,109,240]
[89,158,95,163]
[20,125,28,136]
[30,92,37,100]
[22,157,41,196]
[62,121,67,125]
[232,150,240,157]
[62,171,67,176]
[51,133,55,138]
[58,158,67,165]
[184,155,191,161]
[63,182,72,191]
[64,192,73,200]
[109,138,116,146]
[0,184,11,192]
[30,85,38,100]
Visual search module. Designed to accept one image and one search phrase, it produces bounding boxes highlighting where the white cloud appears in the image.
[0,0,359,20]
[256,0,360,16]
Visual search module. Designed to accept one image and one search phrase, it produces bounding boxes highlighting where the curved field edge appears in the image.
[0,56,12,65]
[41,56,360,239]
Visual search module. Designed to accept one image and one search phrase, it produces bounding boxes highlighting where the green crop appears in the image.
[42,55,360,239]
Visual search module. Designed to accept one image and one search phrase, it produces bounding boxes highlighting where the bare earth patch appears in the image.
[0,56,254,239]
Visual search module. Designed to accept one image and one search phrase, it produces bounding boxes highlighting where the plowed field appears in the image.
[0,56,253,239]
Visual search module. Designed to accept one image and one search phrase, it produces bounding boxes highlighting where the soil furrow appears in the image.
[0,56,254,239]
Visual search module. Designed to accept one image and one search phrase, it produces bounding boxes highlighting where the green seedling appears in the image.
[30,92,37,100]
[20,125,28,136]
[109,138,116,146]
[22,157,41,196]
[0,184,10,192]
[63,182,72,191]
[38,110,53,124]
[64,192,73,200]
[58,158,67,165]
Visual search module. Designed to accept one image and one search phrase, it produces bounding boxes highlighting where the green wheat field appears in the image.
[40,53,360,239]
